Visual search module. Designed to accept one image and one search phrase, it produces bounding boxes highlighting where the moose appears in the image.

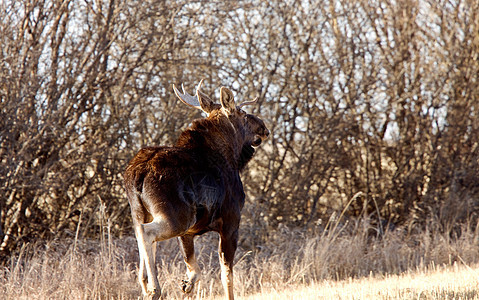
[123,81,269,300]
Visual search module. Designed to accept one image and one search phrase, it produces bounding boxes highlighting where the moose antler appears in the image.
[173,79,204,109]
[238,97,259,108]
[174,80,258,110]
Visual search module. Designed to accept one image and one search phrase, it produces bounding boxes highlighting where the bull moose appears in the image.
[123,81,269,299]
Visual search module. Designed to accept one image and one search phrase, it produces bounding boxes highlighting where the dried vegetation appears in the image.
[1,0,479,298]
[1,216,479,299]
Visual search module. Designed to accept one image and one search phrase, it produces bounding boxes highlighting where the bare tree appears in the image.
[1,0,479,259]
[214,0,479,234]
[0,0,235,258]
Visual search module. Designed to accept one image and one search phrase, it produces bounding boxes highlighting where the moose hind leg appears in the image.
[136,238,148,295]
[218,230,238,300]
[135,224,161,299]
[137,216,181,298]
[178,235,201,293]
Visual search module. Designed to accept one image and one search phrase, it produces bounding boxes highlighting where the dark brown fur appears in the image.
[124,86,268,299]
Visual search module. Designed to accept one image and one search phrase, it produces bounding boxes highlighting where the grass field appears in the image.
[1,219,479,299]
[239,264,479,299]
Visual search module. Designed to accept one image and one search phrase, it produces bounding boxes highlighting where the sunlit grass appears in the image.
[238,264,479,300]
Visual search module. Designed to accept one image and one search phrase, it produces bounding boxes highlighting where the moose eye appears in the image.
[252,137,262,147]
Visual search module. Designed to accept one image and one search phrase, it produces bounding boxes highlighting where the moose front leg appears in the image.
[178,235,201,293]
[218,230,238,300]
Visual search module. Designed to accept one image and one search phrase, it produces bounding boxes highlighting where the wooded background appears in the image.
[1,0,478,260]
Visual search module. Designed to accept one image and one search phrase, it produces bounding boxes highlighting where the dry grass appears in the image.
[239,263,479,299]
[1,219,479,299]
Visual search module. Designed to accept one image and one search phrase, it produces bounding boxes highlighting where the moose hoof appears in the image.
[144,289,161,300]
[181,279,195,293]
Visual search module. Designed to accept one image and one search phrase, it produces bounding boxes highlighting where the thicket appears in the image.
[1,0,478,260]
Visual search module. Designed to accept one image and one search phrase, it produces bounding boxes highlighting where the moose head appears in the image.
[173,80,269,170]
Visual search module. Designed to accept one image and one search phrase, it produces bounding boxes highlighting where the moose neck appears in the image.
[176,114,245,170]
[238,143,255,171]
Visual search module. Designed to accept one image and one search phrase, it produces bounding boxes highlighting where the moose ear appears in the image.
[197,89,218,114]
[220,87,236,113]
